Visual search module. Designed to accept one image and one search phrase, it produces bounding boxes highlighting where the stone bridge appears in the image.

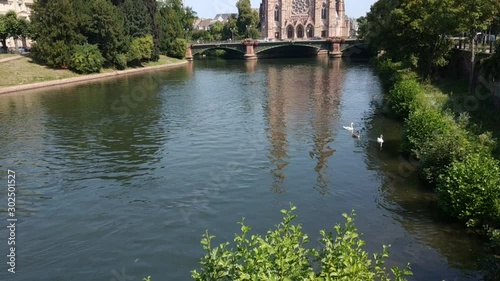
[186,39,367,60]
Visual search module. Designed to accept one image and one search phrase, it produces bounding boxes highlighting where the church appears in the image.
[259,0,350,40]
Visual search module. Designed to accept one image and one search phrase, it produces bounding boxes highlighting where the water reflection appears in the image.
[263,58,345,194]
[265,66,289,193]
[310,58,343,194]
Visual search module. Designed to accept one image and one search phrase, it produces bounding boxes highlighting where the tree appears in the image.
[363,0,461,78]
[222,15,238,40]
[209,21,224,41]
[157,1,183,53]
[143,0,160,60]
[30,0,86,67]
[357,16,367,39]
[236,0,260,39]
[0,15,8,51]
[455,0,500,94]
[87,0,125,66]
[120,0,151,38]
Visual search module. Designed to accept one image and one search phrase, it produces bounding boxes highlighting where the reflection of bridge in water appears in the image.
[186,39,368,60]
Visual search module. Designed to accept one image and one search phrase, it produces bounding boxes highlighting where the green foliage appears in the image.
[126,35,154,65]
[0,14,8,51]
[236,0,260,39]
[157,0,195,54]
[114,53,127,70]
[437,153,500,227]
[192,205,412,281]
[388,79,423,119]
[30,0,86,67]
[87,0,124,66]
[209,21,224,41]
[167,38,187,59]
[365,0,459,77]
[191,30,213,42]
[417,114,472,185]
[120,0,151,38]
[69,44,104,74]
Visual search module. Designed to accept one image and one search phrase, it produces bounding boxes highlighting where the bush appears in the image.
[436,153,500,228]
[167,38,187,59]
[402,107,451,157]
[69,44,104,74]
[192,205,412,281]
[388,79,423,119]
[31,40,73,69]
[418,118,472,185]
[114,53,127,70]
[127,35,154,65]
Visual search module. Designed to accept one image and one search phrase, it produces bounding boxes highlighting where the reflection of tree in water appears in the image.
[362,105,497,277]
[38,71,189,187]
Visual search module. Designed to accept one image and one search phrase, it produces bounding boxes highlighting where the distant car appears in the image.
[310,36,323,40]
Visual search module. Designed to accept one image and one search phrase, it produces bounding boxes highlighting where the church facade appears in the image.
[259,0,350,40]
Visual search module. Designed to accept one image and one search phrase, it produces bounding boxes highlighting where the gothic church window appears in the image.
[274,5,279,21]
[292,0,310,15]
[321,3,327,19]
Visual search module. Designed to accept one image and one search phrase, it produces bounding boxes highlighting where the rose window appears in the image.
[292,0,310,15]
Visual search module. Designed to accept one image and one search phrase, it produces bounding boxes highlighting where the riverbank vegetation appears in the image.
[361,0,500,247]
[375,58,500,248]
[191,205,412,281]
[28,0,196,74]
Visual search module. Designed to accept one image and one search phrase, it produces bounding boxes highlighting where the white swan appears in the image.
[377,134,384,148]
[343,122,354,131]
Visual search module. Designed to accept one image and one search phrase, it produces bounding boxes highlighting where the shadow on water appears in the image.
[362,105,499,280]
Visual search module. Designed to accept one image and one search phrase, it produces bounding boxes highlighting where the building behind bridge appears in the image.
[259,0,350,40]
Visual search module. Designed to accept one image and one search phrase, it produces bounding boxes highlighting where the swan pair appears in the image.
[344,121,384,146]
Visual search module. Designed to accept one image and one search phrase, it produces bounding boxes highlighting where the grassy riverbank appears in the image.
[376,59,500,247]
[0,55,184,88]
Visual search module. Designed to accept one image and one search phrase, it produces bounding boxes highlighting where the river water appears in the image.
[0,57,494,281]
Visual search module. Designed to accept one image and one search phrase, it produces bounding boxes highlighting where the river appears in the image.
[0,57,494,281]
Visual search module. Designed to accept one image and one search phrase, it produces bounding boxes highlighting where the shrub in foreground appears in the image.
[69,44,104,74]
[192,205,412,281]
[437,153,500,228]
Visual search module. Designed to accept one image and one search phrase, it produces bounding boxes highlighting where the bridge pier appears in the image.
[243,41,258,60]
[329,42,342,59]
[186,45,193,61]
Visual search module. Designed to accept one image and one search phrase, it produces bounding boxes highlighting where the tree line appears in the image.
[358,0,500,85]
[191,0,260,42]
[0,11,31,51]
[28,0,196,73]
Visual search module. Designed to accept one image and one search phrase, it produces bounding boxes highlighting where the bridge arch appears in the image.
[256,44,321,58]
[191,46,246,58]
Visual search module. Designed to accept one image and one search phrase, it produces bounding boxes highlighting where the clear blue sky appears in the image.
[183,0,377,19]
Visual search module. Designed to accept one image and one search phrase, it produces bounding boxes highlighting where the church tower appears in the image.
[260,0,350,40]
